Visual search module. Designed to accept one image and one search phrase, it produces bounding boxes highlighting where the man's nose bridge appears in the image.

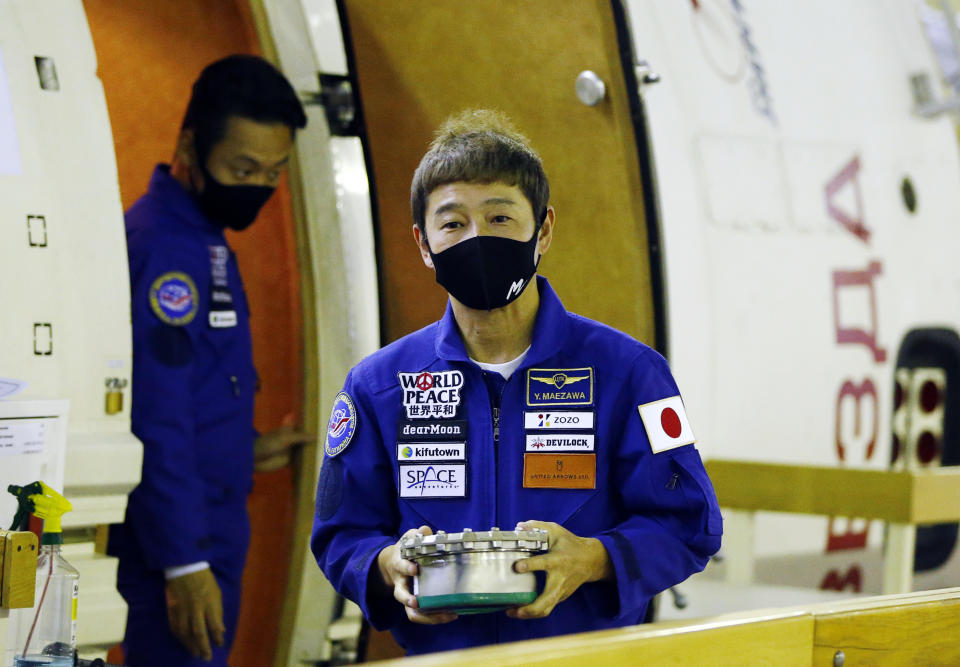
[474,216,493,237]
[250,172,274,187]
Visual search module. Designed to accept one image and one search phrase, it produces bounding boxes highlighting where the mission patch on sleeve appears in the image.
[149,271,199,326]
[325,391,358,457]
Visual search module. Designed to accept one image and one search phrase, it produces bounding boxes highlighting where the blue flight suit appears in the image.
[111,165,257,666]
[312,276,722,655]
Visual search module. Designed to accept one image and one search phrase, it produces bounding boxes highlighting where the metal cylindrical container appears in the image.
[400,527,549,614]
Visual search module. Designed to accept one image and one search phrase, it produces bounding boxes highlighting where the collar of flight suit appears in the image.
[146,164,227,237]
[434,275,570,368]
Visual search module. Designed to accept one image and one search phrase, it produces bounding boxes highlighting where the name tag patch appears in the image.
[523,454,596,489]
[524,411,594,430]
[397,419,468,442]
[398,370,463,419]
[398,442,465,461]
[400,463,466,498]
[526,367,593,406]
[525,433,595,452]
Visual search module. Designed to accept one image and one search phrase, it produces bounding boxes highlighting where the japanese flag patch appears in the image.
[638,396,696,453]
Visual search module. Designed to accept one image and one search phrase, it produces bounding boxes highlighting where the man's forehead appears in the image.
[426,181,529,211]
[214,115,293,162]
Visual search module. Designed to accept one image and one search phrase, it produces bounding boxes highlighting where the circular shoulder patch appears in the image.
[325,391,357,457]
[149,271,199,326]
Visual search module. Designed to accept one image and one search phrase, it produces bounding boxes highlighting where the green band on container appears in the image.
[417,592,536,614]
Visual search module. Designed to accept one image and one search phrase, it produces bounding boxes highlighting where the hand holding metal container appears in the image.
[400,527,549,614]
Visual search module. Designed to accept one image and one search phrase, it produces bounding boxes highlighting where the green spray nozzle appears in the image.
[7,481,72,545]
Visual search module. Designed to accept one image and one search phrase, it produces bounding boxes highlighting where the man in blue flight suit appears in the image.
[111,55,309,666]
[312,110,723,655]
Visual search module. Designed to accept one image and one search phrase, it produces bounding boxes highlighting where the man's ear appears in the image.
[537,206,556,257]
[413,224,434,270]
[175,128,198,167]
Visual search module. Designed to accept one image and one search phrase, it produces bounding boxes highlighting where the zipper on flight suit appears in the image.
[480,370,508,648]
[480,370,508,523]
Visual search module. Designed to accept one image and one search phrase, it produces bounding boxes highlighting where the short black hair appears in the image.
[181,54,307,163]
[411,109,549,235]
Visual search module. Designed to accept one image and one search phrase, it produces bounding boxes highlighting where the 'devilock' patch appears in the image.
[325,392,357,457]
[149,272,199,326]
[526,368,593,407]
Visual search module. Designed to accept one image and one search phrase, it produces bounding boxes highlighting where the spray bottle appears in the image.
[6,482,79,667]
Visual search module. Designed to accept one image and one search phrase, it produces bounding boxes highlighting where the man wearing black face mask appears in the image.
[110,55,310,666]
[312,110,722,655]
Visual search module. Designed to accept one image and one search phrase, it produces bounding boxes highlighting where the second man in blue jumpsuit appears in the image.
[112,55,311,666]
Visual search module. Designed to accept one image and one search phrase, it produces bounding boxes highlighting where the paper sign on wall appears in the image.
[0,418,46,455]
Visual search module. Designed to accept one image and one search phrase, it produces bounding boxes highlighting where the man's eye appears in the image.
[441,220,462,229]
[234,169,253,179]
[267,170,281,182]
[491,215,512,223]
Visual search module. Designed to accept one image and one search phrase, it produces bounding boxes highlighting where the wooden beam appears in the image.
[704,460,960,524]
[369,611,814,667]
[814,590,960,665]
[910,467,960,523]
[366,588,960,667]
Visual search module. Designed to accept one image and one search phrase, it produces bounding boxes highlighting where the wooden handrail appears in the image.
[368,588,960,666]
[704,460,960,524]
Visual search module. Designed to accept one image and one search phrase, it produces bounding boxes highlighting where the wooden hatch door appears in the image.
[342,0,663,350]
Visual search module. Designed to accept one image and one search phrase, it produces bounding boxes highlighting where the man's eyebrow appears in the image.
[483,197,517,207]
[432,202,465,217]
[230,155,290,169]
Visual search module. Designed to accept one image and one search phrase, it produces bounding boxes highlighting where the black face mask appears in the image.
[429,227,541,310]
[196,163,275,231]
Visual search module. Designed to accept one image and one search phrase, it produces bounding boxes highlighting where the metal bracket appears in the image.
[911,72,960,117]
[636,59,661,87]
[303,73,360,136]
[914,1,960,117]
